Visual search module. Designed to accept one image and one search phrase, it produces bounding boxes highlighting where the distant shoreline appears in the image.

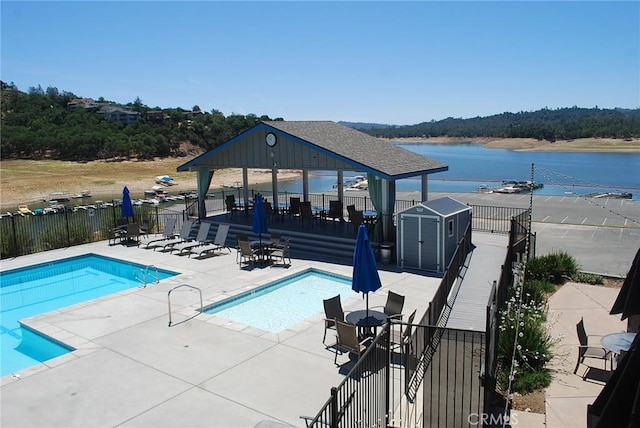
[2,136,639,210]
[386,136,640,152]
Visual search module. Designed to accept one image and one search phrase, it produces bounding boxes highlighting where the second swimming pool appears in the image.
[204,269,354,333]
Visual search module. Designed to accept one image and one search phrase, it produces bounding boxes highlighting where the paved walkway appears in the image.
[514,282,627,428]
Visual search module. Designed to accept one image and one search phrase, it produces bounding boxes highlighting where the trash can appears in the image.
[380,242,394,264]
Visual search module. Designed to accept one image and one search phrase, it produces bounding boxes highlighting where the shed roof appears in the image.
[178,121,447,181]
[400,196,471,217]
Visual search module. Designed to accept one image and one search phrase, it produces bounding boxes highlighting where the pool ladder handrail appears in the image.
[167,284,203,327]
[134,265,160,288]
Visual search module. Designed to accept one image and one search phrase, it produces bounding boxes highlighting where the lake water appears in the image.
[251,143,640,200]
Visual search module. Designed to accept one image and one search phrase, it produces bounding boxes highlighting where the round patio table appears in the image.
[601,332,636,354]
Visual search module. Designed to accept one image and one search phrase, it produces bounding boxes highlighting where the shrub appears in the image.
[522,279,555,307]
[526,251,580,284]
[573,272,605,285]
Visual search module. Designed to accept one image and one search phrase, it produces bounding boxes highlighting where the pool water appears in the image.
[204,269,354,333]
[0,254,177,376]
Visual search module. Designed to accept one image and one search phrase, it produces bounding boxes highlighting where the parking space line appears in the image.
[581,217,588,225]
[542,215,550,222]
[602,218,607,226]
[561,216,569,223]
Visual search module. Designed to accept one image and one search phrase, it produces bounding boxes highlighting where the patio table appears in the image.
[346,309,388,338]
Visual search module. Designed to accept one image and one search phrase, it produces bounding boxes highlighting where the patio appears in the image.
[1,237,447,427]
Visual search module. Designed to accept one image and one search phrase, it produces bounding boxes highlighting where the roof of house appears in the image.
[178,120,448,181]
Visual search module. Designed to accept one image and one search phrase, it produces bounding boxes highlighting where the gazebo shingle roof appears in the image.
[264,121,447,179]
[178,120,447,180]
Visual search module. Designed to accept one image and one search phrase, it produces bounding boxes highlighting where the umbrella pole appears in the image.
[366,293,369,319]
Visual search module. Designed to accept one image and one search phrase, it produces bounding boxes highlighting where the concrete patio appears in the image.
[1,235,453,427]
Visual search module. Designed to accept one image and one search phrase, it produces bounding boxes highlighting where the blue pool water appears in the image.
[204,269,354,333]
[0,254,177,376]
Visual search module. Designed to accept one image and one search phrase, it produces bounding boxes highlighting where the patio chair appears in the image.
[323,295,346,345]
[334,320,370,366]
[382,291,405,321]
[225,195,240,218]
[300,201,319,227]
[288,197,301,221]
[327,200,344,226]
[237,238,259,268]
[170,222,211,254]
[123,222,141,244]
[147,220,195,251]
[390,309,417,353]
[138,217,177,248]
[108,227,125,246]
[264,201,275,221]
[188,224,231,258]
[349,210,364,233]
[574,317,611,374]
[270,231,283,249]
[270,238,291,266]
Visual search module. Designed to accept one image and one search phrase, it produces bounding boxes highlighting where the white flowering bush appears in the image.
[496,265,556,394]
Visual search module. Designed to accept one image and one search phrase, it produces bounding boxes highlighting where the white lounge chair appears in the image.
[170,222,211,255]
[188,224,231,258]
[146,220,194,251]
[138,218,177,248]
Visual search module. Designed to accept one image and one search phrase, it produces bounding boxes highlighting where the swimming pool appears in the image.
[0,254,178,376]
[204,269,354,333]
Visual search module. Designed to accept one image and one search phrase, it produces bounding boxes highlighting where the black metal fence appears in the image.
[0,203,185,259]
[1,189,521,259]
[305,322,485,428]
[482,210,535,418]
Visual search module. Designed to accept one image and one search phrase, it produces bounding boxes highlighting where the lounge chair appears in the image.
[170,222,211,254]
[269,238,291,266]
[323,295,346,345]
[334,320,370,366]
[270,232,283,249]
[146,220,194,251]
[138,218,177,248]
[188,224,231,258]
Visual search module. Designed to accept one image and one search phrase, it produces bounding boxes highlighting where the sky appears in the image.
[1,1,639,125]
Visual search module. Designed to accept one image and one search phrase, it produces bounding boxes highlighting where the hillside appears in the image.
[2,81,639,162]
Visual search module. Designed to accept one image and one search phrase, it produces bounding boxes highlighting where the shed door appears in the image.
[400,214,440,271]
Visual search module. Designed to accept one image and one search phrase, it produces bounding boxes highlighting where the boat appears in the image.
[49,191,70,203]
[476,185,492,194]
[222,181,242,189]
[155,175,176,186]
[18,205,33,215]
[493,185,522,194]
[71,190,92,199]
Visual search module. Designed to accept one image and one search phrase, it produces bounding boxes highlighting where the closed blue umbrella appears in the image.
[121,186,134,219]
[352,224,382,318]
[252,194,268,246]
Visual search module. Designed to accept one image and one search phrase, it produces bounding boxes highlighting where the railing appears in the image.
[0,203,184,258]
[133,265,160,287]
[167,284,203,327]
[306,322,486,428]
[1,189,520,259]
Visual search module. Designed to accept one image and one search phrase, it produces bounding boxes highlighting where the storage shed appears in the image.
[397,197,472,273]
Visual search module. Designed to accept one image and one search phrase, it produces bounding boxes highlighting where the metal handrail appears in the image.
[134,265,160,288]
[167,284,203,327]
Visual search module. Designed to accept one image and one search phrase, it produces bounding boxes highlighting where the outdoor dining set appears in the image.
[224,194,377,231]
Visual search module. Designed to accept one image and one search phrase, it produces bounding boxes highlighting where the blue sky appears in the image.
[2,1,638,124]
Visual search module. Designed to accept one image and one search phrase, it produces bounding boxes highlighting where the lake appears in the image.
[250,143,640,200]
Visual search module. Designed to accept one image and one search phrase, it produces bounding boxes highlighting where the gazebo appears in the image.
[177,120,448,242]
